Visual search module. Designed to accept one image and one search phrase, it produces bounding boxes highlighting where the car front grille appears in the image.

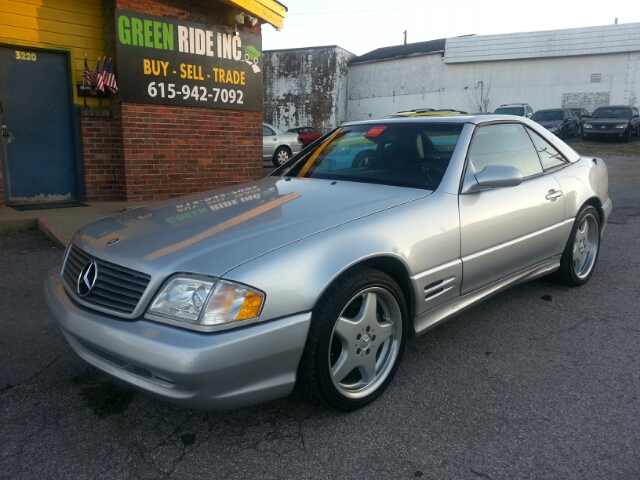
[62,245,151,315]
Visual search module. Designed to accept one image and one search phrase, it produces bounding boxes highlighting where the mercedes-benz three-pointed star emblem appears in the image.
[77,261,99,296]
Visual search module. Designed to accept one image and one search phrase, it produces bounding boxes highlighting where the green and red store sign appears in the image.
[115,9,263,111]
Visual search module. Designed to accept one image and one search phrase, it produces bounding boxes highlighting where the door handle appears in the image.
[545,189,563,201]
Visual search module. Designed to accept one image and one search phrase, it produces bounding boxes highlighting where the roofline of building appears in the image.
[264,45,356,56]
[348,38,447,65]
[224,0,288,29]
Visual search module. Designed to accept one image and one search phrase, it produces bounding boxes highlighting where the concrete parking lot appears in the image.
[1,138,639,479]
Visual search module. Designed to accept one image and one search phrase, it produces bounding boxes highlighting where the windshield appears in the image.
[494,107,525,116]
[278,123,464,190]
[531,110,564,121]
[591,107,631,119]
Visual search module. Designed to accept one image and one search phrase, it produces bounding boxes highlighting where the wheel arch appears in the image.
[582,196,604,230]
[328,255,418,338]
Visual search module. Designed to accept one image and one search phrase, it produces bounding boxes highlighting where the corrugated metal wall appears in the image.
[445,23,640,63]
[347,24,640,119]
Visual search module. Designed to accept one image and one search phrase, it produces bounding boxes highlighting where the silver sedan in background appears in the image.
[262,122,303,167]
[45,115,611,412]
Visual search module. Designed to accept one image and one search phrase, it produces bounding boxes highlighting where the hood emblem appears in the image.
[107,238,120,245]
[77,261,99,297]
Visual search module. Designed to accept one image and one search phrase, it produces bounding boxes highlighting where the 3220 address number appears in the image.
[147,82,244,104]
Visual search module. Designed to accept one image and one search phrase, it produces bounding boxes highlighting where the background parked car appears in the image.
[287,126,322,146]
[530,108,579,138]
[570,108,591,135]
[493,103,534,117]
[582,105,640,142]
[263,123,303,166]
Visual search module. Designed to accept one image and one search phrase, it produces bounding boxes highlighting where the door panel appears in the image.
[460,175,565,295]
[0,47,78,203]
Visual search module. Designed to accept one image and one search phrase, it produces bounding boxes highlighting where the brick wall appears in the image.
[100,0,263,202]
[80,109,125,201]
[119,104,263,201]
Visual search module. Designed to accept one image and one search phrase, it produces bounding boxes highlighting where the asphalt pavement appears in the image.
[1,145,638,479]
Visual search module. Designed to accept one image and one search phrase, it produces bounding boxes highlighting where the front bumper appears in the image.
[44,268,311,410]
[583,127,629,137]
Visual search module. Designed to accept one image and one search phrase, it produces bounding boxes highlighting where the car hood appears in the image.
[584,117,630,125]
[72,177,429,276]
[535,120,562,128]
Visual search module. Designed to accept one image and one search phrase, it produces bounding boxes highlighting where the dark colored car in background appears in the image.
[570,108,591,135]
[288,126,322,146]
[530,108,579,138]
[582,105,640,142]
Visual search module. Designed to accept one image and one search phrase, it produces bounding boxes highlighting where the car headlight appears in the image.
[548,126,558,132]
[615,124,627,129]
[148,276,264,326]
[584,124,593,129]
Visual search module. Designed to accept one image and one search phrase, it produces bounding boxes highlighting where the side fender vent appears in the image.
[424,276,456,300]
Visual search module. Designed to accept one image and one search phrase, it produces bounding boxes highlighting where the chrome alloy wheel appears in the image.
[274,147,290,166]
[328,287,403,399]
[572,212,599,280]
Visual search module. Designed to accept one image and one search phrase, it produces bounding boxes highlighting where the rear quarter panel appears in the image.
[552,156,610,225]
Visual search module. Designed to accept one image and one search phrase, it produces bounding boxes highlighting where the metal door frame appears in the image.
[0,43,85,205]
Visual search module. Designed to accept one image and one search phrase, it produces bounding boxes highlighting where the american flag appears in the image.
[102,58,118,94]
[83,55,91,86]
[93,58,104,92]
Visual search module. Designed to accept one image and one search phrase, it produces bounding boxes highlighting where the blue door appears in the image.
[0,47,79,204]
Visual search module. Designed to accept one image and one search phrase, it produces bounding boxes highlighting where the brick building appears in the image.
[0,0,287,207]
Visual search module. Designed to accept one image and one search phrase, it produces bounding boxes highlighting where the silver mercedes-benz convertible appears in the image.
[44,116,612,412]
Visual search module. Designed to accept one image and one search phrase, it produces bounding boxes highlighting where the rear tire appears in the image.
[552,205,601,286]
[298,267,408,411]
[273,147,291,167]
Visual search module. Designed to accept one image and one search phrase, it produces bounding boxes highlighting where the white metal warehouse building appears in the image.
[347,22,640,121]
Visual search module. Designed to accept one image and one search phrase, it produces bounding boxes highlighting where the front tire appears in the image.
[553,205,601,286]
[272,146,291,167]
[299,267,408,411]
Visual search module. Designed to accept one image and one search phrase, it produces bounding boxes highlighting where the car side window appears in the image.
[263,126,274,136]
[468,124,543,177]
[526,128,567,170]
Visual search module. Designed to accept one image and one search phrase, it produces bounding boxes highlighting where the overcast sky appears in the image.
[262,0,640,56]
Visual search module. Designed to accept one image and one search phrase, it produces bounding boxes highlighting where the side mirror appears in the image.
[463,165,523,193]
